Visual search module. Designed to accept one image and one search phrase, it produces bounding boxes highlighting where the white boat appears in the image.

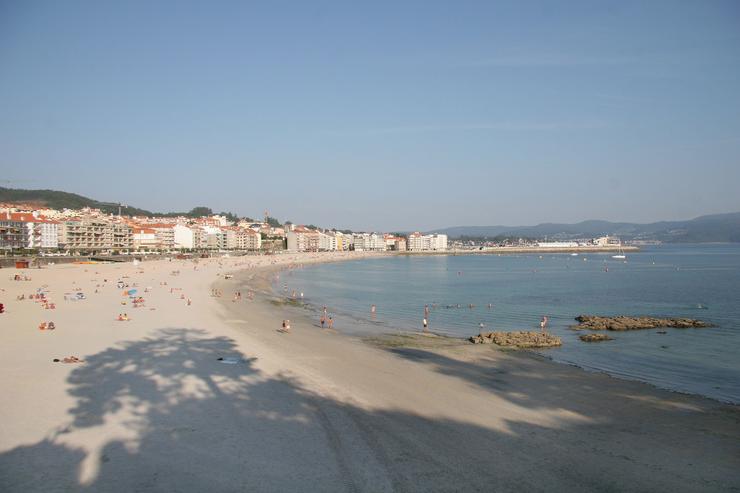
[570,253,579,256]
[611,245,626,259]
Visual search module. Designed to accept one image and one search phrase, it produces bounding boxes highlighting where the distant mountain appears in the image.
[432,213,740,243]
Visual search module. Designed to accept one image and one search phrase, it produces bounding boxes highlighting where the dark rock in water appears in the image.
[579,333,613,342]
[470,331,562,348]
[573,315,710,331]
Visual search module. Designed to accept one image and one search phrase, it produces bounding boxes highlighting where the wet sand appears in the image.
[0,252,738,492]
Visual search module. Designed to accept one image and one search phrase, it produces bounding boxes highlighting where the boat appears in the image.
[611,245,626,259]
[570,253,579,256]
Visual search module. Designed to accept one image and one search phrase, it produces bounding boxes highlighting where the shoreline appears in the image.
[239,259,739,405]
[1,252,738,491]
[399,245,639,255]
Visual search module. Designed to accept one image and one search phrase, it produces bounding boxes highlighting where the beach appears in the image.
[0,252,738,492]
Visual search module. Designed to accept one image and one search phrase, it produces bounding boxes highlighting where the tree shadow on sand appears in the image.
[1,328,738,492]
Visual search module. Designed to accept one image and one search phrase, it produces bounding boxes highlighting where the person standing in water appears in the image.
[423,318,428,331]
[540,316,549,333]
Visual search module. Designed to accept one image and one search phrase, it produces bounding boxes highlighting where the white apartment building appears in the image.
[2,212,59,249]
[352,233,386,252]
[407,233,448,251]
[132,227,159,250]
[318,231,337,251]
[173,224,195,249]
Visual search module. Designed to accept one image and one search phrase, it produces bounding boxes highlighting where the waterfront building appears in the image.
[58,217,132,252]
[173,224,195,249]
[318,231,337,251]
[287,226,320,252]
[0,213,27,250]
[132,227,159,250]
[235,228,262,250]
[407,232,448,251]
[352,233,385,252]
[537,241,579,248]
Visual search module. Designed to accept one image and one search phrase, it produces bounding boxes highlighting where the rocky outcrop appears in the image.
[579,333,613,342]
[469,331,562,348]
[574,315,710,331]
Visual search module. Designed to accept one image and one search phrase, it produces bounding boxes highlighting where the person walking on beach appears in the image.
[423,318,428,331]
[320,315,326,328]
[327,317,333,330]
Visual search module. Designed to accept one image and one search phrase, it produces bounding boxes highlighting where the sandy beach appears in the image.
[0,252,738,492]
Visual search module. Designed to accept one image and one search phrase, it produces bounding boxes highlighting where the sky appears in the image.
[1,0,739,231]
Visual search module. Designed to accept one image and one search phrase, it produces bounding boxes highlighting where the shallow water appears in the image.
[274,244,740,403]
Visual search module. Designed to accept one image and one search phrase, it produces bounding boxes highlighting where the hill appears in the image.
[0,186,153,216]
[432,213,740,243]
[0,187,238,220]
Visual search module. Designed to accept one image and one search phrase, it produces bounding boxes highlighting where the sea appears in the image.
[274,244,740,404]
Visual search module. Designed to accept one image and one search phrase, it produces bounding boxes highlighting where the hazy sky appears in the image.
[1,1,739,231]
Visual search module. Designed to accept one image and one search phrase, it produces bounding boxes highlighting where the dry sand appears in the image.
[0,252,738,492]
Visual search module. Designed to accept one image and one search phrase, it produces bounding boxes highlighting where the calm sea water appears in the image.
[275,244,740,403]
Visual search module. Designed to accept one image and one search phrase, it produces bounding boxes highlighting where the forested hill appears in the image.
[0,187,236,219]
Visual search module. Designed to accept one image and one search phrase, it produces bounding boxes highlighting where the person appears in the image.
[187,298,192,306]
[540,316,548,333]
[423,318,428,331]
[48,322,55,330]
[327,317,333,330]
[424,305,429,317]
[320,315,326,328]
[371,304,376,314]
[479,322,485,331]
[38,322,47,330]
[0,303,4,313]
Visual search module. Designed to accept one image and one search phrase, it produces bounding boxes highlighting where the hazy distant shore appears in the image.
[400,245,639,255]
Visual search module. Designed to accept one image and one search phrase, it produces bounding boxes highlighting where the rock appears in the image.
[573,315,710,331]
[470,331,562,348]
[579,333,613,342]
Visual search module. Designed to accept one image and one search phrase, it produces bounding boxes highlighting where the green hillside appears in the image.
[0,187,242,220]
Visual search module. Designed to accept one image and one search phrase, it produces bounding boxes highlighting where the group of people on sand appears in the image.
[12,274,32,281]
[117,313,131,322]
[39,321,56,330]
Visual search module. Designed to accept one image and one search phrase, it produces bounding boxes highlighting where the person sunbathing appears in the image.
[53,356,84,363]
[38,322,47,330]
[47,322,55,330]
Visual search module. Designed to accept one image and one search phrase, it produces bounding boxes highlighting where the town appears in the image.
[1,204,630,257]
